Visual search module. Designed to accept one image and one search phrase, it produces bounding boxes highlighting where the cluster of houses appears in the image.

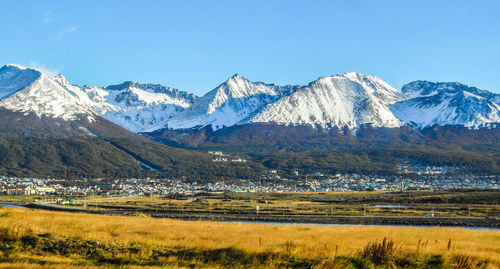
[312,173,499,191]
[396,162,466,175]
[0,164,498,197]
[4,186,56,196]
[1,177,58,195]
[2,154,495,196]
[208,151,247,163]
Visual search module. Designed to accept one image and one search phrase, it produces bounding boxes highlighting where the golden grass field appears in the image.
[3,190,500,218]
[0,207,499,268]
[65,191,500,218]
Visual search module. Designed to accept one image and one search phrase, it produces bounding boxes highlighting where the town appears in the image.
[1,171,498,197]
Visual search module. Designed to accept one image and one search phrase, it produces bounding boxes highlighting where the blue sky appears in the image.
[1,0,499,95]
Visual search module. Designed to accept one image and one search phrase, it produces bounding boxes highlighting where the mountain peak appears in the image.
[393,80,500,128]
[2,64,29,70]
[0,63,98,122]
[226,73,249,83]
[105,81,136,91]
[313,72,384,86]
[250,72,404,129]
[342,72,385,84]
[216,73,264,99]
[0,64,42,99]
[343,71,365,78]
[1,64,64,78]
[401,81,484,99]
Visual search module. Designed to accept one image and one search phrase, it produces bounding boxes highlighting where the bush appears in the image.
[455,255,472,269]
[0,228,16,243]
[20,234,39,249]
[362,237,395,266]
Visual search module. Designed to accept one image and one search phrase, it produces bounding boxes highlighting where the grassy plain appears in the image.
[68,190,500,218]
[0,207,499,268]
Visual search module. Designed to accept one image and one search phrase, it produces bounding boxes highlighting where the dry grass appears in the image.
[0,207,499,268]
[76,193,500,217]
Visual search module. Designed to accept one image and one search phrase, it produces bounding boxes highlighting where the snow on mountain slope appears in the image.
[163,74,298,130]
[0,64,41,99]
[0,64,198,133]
[249,73,405,129]
[0,64,97,121]
[391,81,500,128]
[3,63,499,133]
[84,82,197,133]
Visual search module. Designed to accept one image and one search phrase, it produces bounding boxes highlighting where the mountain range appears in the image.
[1,64,499,134]
[0,63,499,177]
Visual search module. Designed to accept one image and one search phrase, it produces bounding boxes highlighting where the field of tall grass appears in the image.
[66,191,500,218]
[0,207,498,268]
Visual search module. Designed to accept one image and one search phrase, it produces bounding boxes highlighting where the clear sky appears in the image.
[1,0,499,95]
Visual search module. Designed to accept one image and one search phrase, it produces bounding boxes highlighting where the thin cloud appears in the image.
[29,61,62,76]
[41,10,52,24]
[54,26,77,40]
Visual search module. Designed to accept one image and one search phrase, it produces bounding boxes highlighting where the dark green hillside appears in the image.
[0,136,263,179]
[255,148,500,175]
[107,138,264,179]
[146,124,500,175]
[0,136,143,178]
[0,109,263,179]
[0,108,143,139]
[147,124,500,153]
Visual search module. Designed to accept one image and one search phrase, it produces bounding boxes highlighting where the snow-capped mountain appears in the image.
[2,63,499,134]
[391,81,500,129]
[163,72,404,130]
[0,64,97,121]
[249,72,405,129]
[84,81,197,133]
[0,64,198,133]
[163,74,299,130]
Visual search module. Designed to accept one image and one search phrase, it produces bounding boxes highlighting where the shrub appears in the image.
[455,255,472,269]
[20,234,39,249]
[362,237,395,266]
[0,228,16,243]
[283,241,296,256]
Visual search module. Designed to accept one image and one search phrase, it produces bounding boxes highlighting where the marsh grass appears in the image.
[362,237,395,266]
[0,207,498,268]
[62,191,500,218]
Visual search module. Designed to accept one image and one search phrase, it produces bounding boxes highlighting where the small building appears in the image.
[6,188,25,195]
[311,172,323,177]
[56,199,75,205]
[208,151,223,156]
[35,186,55,195]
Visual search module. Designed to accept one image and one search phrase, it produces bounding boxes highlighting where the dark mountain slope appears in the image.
[146,123,500,153]
[0,134,263,179]
[0,110,263,179]
[145,123,500,175]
